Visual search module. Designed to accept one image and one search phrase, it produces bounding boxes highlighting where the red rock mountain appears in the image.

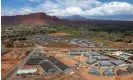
[2,12,133,26]
[1,12,65,25]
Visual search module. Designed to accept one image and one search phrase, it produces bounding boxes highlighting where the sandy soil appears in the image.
[2,49,28,61]
[72,55,88,62]
[1,48,29,79]
[61,57,78,67]
[1,61,19,78]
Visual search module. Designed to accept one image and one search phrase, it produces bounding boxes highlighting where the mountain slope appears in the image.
[1,12,64,25]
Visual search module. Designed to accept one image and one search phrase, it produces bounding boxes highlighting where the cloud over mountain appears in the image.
[2,0,133,20]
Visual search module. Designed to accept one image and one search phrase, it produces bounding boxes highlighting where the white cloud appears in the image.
[56,0,101,9]
[48,7,83,16]
[38,0,60,11]
[83,2,133,16]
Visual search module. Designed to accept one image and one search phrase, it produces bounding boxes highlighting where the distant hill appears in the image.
[1,12,133,27]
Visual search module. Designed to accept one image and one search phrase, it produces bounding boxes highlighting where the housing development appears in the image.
[1,0,133,80]
[2,39,133,80]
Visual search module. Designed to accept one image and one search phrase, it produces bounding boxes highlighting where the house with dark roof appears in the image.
[86,59,97,65]
[40,61,59,74]
[88,68,100,76]
[103,69,115,76]
[99,61,114,68]
[110,60,126,67]
[116,69,129,76]
[126,65,133,74]
[92,52,102,56]
[94,56,109,60]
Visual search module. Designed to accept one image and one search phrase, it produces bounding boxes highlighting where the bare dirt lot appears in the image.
[72,55,88,62]
[61,57,78,67]
[2,48,28,61]
[1,61,19,78]
[1,48,29,78]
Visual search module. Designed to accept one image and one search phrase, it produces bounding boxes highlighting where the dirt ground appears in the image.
[61,57,78,67]
[72,55,88,62]
[48,32,70,37]
[1,48,29,79]
[2,48,28,61]
[1,61,20,78]
[60,72,86,80]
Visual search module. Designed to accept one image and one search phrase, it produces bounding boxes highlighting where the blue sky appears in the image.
[2,0,133,21]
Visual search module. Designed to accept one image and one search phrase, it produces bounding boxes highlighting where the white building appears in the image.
[17,67,37,75]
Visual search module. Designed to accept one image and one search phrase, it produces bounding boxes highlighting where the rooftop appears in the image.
[55,61,69,71]
[110,60,125,66]
[99,61,114,67]
[47,56,60,64]
[86,59,97,64]
[92,52,102,56]
[116,69,129,76]
[103,69,115,76]
[94,56,109,60]
[88,68,100,76]
[40,61,58,73]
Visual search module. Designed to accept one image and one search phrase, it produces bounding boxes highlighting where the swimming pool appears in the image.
[121,54,129,59]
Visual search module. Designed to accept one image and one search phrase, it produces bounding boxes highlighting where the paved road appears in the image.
[3,47,38,80]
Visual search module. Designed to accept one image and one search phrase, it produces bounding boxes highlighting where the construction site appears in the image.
[1,46,132,80]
